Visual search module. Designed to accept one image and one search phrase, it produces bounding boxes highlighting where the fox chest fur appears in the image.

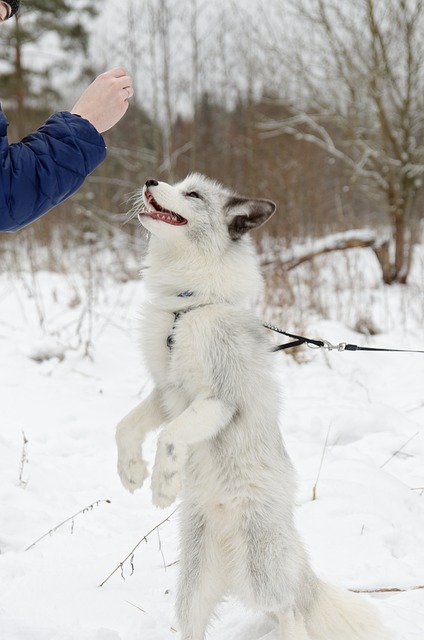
[139,297,292,506]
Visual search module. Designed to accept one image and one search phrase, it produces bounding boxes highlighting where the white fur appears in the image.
[116,174,391,640]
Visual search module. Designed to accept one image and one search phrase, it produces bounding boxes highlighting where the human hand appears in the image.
[71,67,134,133]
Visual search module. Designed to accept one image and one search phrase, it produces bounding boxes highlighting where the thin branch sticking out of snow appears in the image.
[25,499,111,552]
[351,585,424,594]
[98,507,178,588]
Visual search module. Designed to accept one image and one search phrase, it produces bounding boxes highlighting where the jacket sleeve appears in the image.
[0,109,107,232]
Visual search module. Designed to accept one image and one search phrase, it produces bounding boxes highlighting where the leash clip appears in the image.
[308,339,347,351]
[321,340,347,352]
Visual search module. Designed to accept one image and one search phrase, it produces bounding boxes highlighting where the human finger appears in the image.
[123,86,134,100]
[102,66,129,79]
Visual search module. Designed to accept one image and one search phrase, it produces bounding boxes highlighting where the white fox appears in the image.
[116,174,391,640]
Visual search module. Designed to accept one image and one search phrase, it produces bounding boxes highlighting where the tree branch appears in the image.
[261,230,380,271]
[98,507,178,588]
[351,585,424,594]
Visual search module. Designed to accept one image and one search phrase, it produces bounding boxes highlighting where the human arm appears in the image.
[0,109,106,231]
[0,67,133,232]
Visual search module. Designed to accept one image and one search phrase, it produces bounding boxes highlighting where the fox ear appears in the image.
[227,197,276,240]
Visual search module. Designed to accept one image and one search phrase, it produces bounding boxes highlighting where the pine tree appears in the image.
[0,0,99,137]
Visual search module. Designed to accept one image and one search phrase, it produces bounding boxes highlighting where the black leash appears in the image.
[165,297,424,355]
[263,322,424,354]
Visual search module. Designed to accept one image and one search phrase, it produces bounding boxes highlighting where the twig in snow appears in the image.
[125,600,147,614]
[25,499,111,551]
[98,507,178,587]
[157,526,167,572]
[83,237,95,360]
[18,431,29,487]
[405,400,424,413]
[351,585,424,594]
[165,560,180,569]
[411,487,424,497]
[312,424,332,501]
[380,431,420,469]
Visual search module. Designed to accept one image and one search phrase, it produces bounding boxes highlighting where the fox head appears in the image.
[133,173,276,248]
[132,174,276,305]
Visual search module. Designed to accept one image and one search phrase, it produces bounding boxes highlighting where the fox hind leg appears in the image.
[176,510,227,640]
[278,611,309,640]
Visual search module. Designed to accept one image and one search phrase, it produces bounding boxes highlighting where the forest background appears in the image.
[2,0,424,291]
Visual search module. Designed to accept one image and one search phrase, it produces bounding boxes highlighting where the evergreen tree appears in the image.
[0,0,99,137]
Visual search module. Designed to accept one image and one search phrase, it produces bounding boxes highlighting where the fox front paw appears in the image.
[151,470,181,508]
[151,439,186,508]
[117,456,149,493]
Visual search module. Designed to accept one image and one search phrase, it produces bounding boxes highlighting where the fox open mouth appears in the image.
[142,190,187,225]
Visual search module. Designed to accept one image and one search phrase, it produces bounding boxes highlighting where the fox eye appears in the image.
[186,191,201,199]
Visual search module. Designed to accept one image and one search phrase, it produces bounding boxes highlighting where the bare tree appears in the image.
[259,0,424,284]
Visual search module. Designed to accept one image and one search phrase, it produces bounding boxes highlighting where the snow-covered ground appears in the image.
[1,241,423,640]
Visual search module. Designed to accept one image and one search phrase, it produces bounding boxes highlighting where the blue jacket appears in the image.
[0,107,107,232]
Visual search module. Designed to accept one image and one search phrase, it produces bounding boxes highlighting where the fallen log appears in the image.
[261,229,381,271]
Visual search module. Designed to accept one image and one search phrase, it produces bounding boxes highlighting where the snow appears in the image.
[1,243,424,640]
